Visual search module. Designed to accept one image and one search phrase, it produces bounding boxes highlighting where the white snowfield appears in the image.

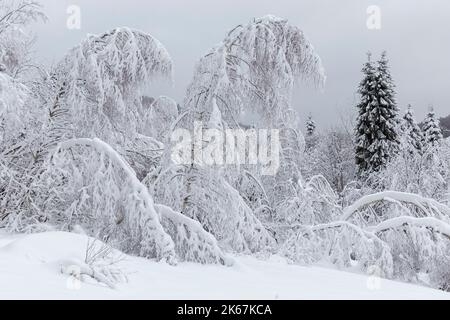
[0,231,449,300]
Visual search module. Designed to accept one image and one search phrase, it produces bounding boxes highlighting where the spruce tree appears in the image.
[401,104,423,153]
[355,52,400,177]
[422,107,443,148]
[306,114,316,136]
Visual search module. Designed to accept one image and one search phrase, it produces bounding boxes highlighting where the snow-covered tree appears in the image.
[156,15,325,252]
[401,104,423,153]
[0,69,42,227]
[53,27,173,144]
[29,138,230,265]
[40,27,175,182]
[355,53,376,176]
[0,72,28,150]
[281,190,450,289]
[422,107,443,148]
[182,15,324,129]
[355,52,400,178]
[304,114,317,151]
[304,128,356,193]
[0,1,46,78]
[305,114,316,136]
[0,73,24,220]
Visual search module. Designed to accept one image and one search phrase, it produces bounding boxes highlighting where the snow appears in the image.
[372,216,450,236]
[0,231,449,300]
[341,190,450,221]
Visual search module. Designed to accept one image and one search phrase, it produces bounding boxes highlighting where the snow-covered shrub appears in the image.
[61,237,128,290]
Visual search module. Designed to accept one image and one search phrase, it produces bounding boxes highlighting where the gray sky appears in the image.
[32,0,450,129]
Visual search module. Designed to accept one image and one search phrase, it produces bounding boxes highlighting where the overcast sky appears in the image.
[32,0,450,129]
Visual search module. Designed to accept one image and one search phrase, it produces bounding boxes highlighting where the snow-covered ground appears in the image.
[0,231,449,300]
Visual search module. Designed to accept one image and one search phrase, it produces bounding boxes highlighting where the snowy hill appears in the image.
[0,231,448,300]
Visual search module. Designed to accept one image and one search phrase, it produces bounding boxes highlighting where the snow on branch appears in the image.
[281,206,450,284]
[281,219,394,275]
[341,191,450,221]
[59,138,138,182]
[0,1,46,34]
[155,204,233,266]
[67,27,173,87]
[304,175,339,208]
[372,216,450,239]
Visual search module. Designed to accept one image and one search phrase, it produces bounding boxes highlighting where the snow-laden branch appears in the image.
[0,1,46,34]
[281,219,394,275]
[155,204,234,266]
[306,221,386,245]
[303,220,392,259]
[59,138,136,183]
[341,191,450,221]
[371,216,450,239]
[305,217,450,246]
[55,138,177,264]
[281,212,450,280]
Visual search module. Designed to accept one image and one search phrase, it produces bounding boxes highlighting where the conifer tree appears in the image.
[355,52,400,177]
[401,104,423,153]
[422,107,443,148]
[306,114,316,136]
